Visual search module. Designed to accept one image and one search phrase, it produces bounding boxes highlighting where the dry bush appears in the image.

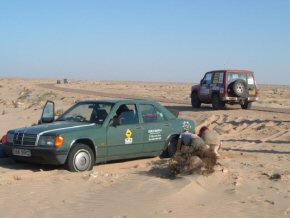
[11,100,18,108]
[40,92,57,101]
[198,149,217,175]
[18,87,32,100]
[0,99,6,105]
[13,175,22,181]
[74,99,80,104]
[273,89,279,95]
[169,153,203,176]
[56,109,64,116]
[169,148,217,176]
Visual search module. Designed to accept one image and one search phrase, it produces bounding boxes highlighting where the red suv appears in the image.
[191,70,259,110]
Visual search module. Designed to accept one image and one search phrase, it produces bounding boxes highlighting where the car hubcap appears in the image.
[237,83,244,94]
[74,149,91,171]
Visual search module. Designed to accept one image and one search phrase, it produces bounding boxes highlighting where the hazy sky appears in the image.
[1,0,290,84]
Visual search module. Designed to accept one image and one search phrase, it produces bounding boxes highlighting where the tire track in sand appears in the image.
[40,83,290,114]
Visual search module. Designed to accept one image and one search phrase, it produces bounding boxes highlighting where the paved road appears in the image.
[40,83,290,114]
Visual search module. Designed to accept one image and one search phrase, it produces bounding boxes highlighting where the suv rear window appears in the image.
[227,72,247,83]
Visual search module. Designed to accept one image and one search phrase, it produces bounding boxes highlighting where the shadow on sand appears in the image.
[0,157,62,172]
[134,159,185,180]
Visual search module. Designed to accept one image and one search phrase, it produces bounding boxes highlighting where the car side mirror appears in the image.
[39,101,55,124]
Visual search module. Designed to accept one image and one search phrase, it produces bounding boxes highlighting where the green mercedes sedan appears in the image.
[2,99,195,172]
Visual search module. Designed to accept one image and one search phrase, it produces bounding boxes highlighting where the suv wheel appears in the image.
[232,79,248,97]
[191,92,201,108]
[212,94,225,110]
[66,143,94,172]
[241,101,252,110]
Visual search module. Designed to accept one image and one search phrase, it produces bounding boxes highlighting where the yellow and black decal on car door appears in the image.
[125,128,133,144]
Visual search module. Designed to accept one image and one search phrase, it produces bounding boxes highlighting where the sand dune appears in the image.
[1,78,290,218]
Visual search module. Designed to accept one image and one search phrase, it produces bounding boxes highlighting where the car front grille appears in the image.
[13,133,37,146]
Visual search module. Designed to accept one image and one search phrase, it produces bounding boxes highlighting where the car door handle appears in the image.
[163,123,170,126]
[135,125,143,129]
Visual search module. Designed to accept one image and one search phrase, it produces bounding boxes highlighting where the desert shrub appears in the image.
[169,148,217,176]
[56,109,64,116]
[18,88,32,100]
[40,92,57,100]
[198,149,217,175]
[12,100,18,108]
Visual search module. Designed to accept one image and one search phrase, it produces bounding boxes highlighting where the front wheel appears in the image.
[191,92,201,108]
[66,143,94,172]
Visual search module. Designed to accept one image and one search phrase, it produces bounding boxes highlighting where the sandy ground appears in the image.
[1,78,290,218]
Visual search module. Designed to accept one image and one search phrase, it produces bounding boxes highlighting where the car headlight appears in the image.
[38,135,56,146]
[38,135,65,147]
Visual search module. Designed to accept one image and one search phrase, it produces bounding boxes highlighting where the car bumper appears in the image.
[3,144,68,165]
[222,96,259,102]
[0,143,6,158]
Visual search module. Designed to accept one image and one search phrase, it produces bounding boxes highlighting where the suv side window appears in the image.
[213,72,224,84]
[139,104,166,123]
[247,74,255,85]
[115,104,139,125]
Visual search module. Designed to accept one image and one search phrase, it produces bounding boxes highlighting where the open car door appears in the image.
[39,100,55,124]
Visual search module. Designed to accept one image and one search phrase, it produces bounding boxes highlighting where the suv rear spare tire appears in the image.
[231,79,248,97]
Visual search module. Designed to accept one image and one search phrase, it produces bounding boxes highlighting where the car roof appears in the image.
[78,99,158,104]
[75,99,176,119]
[208,69,254,74]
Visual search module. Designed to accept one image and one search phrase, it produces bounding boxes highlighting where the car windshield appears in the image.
[57,102,114,124]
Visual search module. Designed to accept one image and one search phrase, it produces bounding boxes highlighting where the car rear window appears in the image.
[227,72,247,83]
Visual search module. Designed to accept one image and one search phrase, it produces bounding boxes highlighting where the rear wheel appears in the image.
[212,94,225,110]
[160,136,178,158]
[167,138,178,157]
[66,143,94,172]
[191,92,201,108]
[241,101,252,110]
